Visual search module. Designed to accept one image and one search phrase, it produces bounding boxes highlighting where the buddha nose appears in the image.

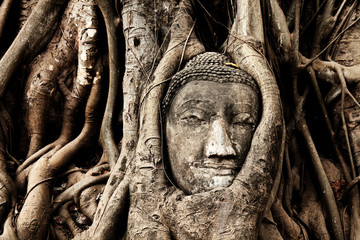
[205,119,236,158]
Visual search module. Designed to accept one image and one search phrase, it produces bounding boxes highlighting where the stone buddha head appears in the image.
[162,52,260,194]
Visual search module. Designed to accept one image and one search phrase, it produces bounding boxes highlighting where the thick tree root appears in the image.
[16,67,103,239]
[24,0,102,157]
[97,0,121,169]
[0,102,16,228]
[0,0,15,41]
[0,0,68,96]
[18,0,100,186]
[14,8,102,235]
[53,173,109,212]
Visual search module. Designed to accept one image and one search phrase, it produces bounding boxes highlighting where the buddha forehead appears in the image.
[168,80,259,120]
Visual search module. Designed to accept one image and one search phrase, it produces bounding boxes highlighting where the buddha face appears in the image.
[166,80,259,194]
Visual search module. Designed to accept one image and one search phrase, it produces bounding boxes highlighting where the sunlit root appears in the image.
[16,53,103,240]
[311,58,360,85]
[24,63,74,158]
[17,0,100,194]
[162,0,285,239]
[311,0,346,55]
[139,0,205,149]
[1,211,19,239]
[263,0,292,62]
[24,0,102,158]
[3,1,358,240]
[85,0,198,238]
[222,0,285,237]
[91,0,172,227]
[0,173,14,225]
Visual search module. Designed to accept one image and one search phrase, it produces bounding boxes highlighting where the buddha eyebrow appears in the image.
[175,99,214,112]
[230,103,258,115]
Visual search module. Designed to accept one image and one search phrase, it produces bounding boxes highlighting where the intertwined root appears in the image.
[7,0,105,239]
[0,102,15,230]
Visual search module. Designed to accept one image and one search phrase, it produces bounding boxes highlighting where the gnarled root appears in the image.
[297,173,331,239]
[0,0,68,97]
[23,0,102,158]
[17,0,100,191]
[0,102,16,229]
[97,0,121,168]
[15,32,103,239]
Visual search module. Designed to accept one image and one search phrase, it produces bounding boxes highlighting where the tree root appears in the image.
[51,225,71,240]
[297,175,331,240]
[2,1,360,240]
[15,43,103,240]
[224,1,285,237]
[0,0,15,41]
[0,104,15,232]
[87,1,180,238]
[270,175,304,240]
[17,0,100,189]
[292,65,344,239]
[79,184,104,221]
[23,0,100,158]
[259,211,286,240]
[78,175,129,240]
[271,199,306,240]
[1,211,19,240]
[97,0,121,169]
[0,0,68,96]
[295,86,344,239]
[53,173,109,212]
[59,201,82,236]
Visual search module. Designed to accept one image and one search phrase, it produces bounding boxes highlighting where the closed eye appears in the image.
[232,113,256,128]
[181,115,203,123]
[180,109,207,125]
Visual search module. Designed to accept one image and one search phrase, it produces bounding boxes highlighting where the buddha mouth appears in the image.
[196,159,240,176]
